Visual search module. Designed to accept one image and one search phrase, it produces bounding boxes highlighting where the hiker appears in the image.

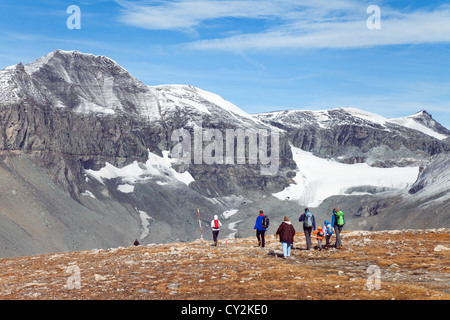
[299,208,316,250]
[331,208,345,248]
[254,210,269,247]
[313,227,324,251]
[211,215,222,246]
[276,216,296,258]
[323,220,334,247]
[134,239,140,246]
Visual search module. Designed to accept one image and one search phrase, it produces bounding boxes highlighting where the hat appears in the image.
[318,226,322,230]
[214,215,218,220]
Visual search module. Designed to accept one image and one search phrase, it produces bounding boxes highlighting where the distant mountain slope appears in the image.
[255,107,449,167]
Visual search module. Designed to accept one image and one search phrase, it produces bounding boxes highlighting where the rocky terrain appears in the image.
[0,228,448,300]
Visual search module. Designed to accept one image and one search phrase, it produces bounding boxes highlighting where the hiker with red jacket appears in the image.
[313,227,325,251]
[254,210,268,248]
[276,216,296,259]
[211,215,222,246]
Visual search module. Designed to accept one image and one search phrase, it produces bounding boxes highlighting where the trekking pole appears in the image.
[197,206,204,241]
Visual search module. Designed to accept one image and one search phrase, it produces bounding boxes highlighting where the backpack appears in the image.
[304,211,313,228]
[214,220,219,229]
[325,223,334,235]
[317,229,324,239]
[335,210,345,226]
[261,216,270,229]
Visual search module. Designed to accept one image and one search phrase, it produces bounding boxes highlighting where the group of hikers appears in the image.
[210,208,345,259]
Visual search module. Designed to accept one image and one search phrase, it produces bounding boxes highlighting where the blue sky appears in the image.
[1,0,450,128]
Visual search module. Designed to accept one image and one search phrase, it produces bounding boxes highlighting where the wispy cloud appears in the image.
[115,0,288,30]
[115,0,450,51]
[114,0,364,30]
[186,6,450,51]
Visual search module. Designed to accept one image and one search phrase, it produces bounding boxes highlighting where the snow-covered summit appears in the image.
[23,50,125,75]
[151,84,264,127]
[256,107,449,141]
[1,50,265,128]
[23,49,159,116]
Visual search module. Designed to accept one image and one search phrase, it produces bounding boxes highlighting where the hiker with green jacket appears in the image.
[331,208,345,248]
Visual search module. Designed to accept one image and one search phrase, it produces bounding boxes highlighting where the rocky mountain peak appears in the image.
[19,49,157,116]
[24,49,128,77]
[414,109,431,117]
[406,109,450,138]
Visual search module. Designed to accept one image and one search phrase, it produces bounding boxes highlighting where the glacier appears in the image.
[273,145,420,207]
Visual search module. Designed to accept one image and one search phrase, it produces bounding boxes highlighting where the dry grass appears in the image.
[0,229,449,300]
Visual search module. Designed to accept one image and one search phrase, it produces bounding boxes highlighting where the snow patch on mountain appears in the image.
[152,85,211,115]
[117,184,135,193]
[151,84,264,126]
[85,150,195,189]
[341,107,389,126]
[195,87,258,123]
[388,116,448,140]
[137,209,152,240]
[222,209,239,219]
[274,145,420,207]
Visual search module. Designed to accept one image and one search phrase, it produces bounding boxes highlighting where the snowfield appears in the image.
[85,150,195,191]
[273,145,420,207]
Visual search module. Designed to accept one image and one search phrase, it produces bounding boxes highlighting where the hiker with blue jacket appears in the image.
[323,220,334,248]
[299,208,316,250]
[254,210,268,247]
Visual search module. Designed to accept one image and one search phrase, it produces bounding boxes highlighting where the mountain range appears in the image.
[0,49,448,258]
